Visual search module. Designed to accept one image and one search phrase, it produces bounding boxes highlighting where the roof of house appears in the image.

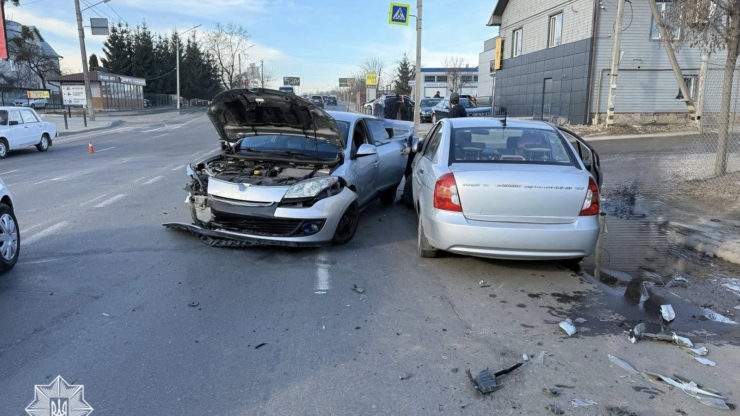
[5,21,62,58]
[487,0,508,26]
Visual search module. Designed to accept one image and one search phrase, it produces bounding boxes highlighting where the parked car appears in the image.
[327,95,338,106]
[363,99,376,112]
[144,99,152,108]
[13,97,47,110]
[376,95,415,119]
[0,107,57,158]
[166,89,414,247]
[431,98,491,123]
[409,117,602,261]
[418,98,441,123]
[0,176,19,272]
[310,95,325,108]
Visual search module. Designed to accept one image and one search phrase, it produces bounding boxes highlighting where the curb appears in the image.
[57,120,124,137]
[668,229,740,266]
[581,130,699,142]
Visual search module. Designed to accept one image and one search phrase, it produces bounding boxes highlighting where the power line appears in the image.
[81,0,105,18]
[105,1,129,26]
[15,0,49,6]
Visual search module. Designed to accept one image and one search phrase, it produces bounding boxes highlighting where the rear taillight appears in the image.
[434,173,463,212]
[579,177,600,216]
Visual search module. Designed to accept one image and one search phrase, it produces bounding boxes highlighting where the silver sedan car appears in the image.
[410,117,602,261]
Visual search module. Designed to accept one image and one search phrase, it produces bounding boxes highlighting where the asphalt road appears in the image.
[1,109,738,415]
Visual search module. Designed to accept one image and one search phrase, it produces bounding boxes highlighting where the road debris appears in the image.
[465,363,522,395]
[661,304,676,322]
[359,294,368,302]
[255,343,267,349]
[608,354,639,375]
[101,313,110,317]
[478,280,491,288]
[644,371,731,409]
[571,398,597,407]
[522,354,529,361]
[695,396,734,410]
[606,406,638,416]
[535,351,547,364]
[542,388,560,397]
[188,302,199,307]
[574,317,587,324]
[351,284,364,294]
[694,357,716,367]
[400,372,412,380]
[545,404,564,415]
[559,319,577,336]
[639,331,694,348]
[628,322,646,344]
[686,347,709,356]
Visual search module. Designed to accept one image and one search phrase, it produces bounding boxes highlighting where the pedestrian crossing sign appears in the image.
[389,2,410,26]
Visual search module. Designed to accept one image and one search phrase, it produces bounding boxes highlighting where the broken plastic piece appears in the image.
[687,347,709,356]
[628,322,646,344]
[522,354,529,361]
[571,398,597,407]
[696,396,733,410]
[478,280,491,288]
[255,343,267,349]
[559,319,577,336]
[535,351,547,364]
[545,404,564,415]
[465,363,522,395]
[542,388,560,397]
[606,406,638,416]
[694,357,716,367]
[351,284,364,294]
[644,371,727,399]
[188,302,199,307]
[101,313,110,317]
[608,354,639,375]
[574,317,587,324]
[672,333,694,348]
[661,304,676,322]
[400,372,412,380]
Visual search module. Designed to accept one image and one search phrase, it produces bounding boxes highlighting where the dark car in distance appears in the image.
[418,98,441,123]
[431,98,492,123]
[327,95,338,106]
[311,95,325,108]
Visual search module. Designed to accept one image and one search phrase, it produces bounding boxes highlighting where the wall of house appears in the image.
[477,37,497,105]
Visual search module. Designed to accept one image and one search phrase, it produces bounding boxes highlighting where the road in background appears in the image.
[0,115,737,415]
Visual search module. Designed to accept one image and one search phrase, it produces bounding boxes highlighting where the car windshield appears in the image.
[335,120,350,142]
[421,99,440,107]
[451,127,576,165]
[237,135,342,160]
[0,110,7,126]
[311,96,321,100]
[459,99,476,108]
[279,87,293,93]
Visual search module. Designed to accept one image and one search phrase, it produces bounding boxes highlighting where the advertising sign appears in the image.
[365,73,377,86]
[62,85,87,106]
[283,77,300,86]
[0,3,7,59]
[339,78,349,87]
[494,37,502,71]
[27,90,50,99]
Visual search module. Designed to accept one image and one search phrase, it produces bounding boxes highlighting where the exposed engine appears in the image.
[192,156,331,189]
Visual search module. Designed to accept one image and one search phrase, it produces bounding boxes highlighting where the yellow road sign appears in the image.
[366,73,377,86]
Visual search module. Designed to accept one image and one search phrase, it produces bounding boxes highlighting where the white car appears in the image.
[13,97,47,109]
[0,107,57,158]
[0,176,19,272]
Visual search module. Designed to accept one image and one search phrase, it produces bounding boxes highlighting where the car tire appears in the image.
[561,257,584,271]
[402,177,414,209]
[379,183,399,205]
[332,200,359,245]
[0,203,20,273]
[30,104,36,109]
[417,217,438,258]
[0,139,8,159]
[36,134,50,152]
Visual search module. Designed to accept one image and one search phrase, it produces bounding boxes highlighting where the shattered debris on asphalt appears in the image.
[570,398,597,407]
[545,404,564,415]
[661,304,676,322]
[535,351,548,364]
[559,319,577,336]
[351,284,364,294]
[605,406,638,416]
[608,354,639,375]
[693,357,716,367]
[644,371,733,409]
[465,363,522,395]
[399,372,412,380]
[541,388,560,397]
[686,347,709,356]
[574,317,587,324]
[188,302,199,307]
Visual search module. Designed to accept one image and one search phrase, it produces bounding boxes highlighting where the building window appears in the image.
[512,28,522,57]
[676,76,696,100]
[651,1,679,40]
[461,75,473,82]
[548,13,563,48]
[474,75,479,82]
[436,75,447,82]
[424,75,435,82]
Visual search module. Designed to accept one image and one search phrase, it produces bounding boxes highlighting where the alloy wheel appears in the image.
[0,213,18,261]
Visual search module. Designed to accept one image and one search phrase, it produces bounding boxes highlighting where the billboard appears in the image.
[27,90,50,99]
[365,73,377,86]
[0,2,7,60]
[339,78,349,87]
[283,77,300,86]
[62,85,87,106]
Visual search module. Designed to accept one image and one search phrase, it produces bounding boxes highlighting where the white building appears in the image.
[417,67,479,98]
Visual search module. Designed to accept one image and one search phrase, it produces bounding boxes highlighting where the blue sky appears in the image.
[6,0,499,92]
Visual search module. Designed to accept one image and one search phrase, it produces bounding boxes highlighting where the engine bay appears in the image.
[194,155,331,187]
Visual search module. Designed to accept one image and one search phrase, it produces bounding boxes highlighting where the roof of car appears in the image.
[446,117,555,130]
[0,106,37,111]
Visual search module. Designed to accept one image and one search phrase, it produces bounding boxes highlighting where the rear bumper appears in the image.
[422,209,600,260]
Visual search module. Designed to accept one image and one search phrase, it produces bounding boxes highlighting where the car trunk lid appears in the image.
[450,163,590,224]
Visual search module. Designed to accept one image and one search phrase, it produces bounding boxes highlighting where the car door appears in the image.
[435,99,450,120]
[558,127,603,188]
[413,123,445,208]
[20,109,42,146]
[364,118,406,191]
[7,110,27,149]
[350,119,379,206]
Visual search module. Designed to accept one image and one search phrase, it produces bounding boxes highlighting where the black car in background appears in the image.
[311,95,325,108]
[327,95,338,105]
[418,98,441,123]
[430,97,492,122]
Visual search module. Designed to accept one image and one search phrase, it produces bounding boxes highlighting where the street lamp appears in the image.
[74,0,111,122]
[176,24,202,110]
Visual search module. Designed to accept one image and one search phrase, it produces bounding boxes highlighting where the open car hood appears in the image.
[206,89,345,150]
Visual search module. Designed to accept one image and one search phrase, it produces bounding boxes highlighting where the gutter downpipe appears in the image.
[586,0,600,124]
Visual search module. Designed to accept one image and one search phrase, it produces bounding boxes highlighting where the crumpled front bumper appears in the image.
[163,222,331,247]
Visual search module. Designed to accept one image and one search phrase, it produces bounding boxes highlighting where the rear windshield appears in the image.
[450,127,576,166]
[311,96,322,100]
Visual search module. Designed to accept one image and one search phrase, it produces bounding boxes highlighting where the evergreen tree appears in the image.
[393,53,414,95]
[88,53,99,70]
[131,23,155,91]
[101,23,133,75]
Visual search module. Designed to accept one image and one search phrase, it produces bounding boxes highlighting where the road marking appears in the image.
[133,177,146,183]
[314,252,331,294]
[23,223,45,233]
[96,146,115,152]
[24,221,69,246]
[172,165,185,171]
[94,194,126,208]
[0,169,19,175]
[33,176,65,185]
[79,194,107,207]
[143,176,163,185]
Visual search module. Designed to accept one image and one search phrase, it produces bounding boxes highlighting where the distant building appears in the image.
[48,70,146,111]
[418,67,479,98]
[0,21,62,92]
[479,0,719,125]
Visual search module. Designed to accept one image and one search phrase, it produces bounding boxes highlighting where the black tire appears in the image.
[379,183,399,205]
[417,217,438,258]
[0,139,8,158]
[332,200,359,245]
[402,176,414,209]
[0,203,20,273]
[30,104,36,109]
[36,134,50,152]
[562,257,584,271]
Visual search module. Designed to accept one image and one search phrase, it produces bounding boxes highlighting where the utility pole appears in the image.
[605,0,626,126]
[176,24,201,110]
[647,0,697,121]
[261,60,264,88]
[74,0,95,121]
[696,54,708,132]
[238,53,242,88]
[413,0,422,134]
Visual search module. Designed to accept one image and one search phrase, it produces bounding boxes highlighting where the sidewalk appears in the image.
[42,114,123,137]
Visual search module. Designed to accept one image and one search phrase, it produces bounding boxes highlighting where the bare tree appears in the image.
[359,57,385,90]
[260,66,277,88]
[664,0,738,176]
[7,25,60,89]
[444,56,472,94]
[204,23,252,90]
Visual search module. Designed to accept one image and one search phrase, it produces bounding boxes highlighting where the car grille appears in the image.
[213,215,305,237]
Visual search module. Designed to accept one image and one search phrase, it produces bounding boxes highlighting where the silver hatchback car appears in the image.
[411,117,602,261]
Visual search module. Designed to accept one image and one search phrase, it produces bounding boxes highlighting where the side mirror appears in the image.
[9,120,18,126]
[411,135,421,153]
[356,143,377,157]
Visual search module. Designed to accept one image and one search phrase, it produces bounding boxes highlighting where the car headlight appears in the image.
[284,176,339,199]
